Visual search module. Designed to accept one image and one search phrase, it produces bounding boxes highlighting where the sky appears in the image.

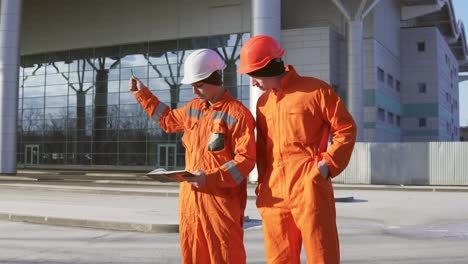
[452,0,468,126]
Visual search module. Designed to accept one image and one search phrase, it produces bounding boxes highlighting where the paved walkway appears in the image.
[1,169,468,233]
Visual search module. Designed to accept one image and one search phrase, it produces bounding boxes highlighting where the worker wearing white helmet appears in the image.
[130,48,256,264]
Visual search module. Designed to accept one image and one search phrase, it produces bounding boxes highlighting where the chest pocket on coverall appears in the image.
[286,107,315,143]
[208,123,227,152]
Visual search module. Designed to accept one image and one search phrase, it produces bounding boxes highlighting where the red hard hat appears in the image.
[237,35,285,74]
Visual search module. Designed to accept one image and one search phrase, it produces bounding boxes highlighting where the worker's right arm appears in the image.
[130,77,185,133]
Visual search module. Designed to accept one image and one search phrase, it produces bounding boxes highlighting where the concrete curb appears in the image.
[0,213,179,233]
[332,185,468,192]
[0,184,180,197]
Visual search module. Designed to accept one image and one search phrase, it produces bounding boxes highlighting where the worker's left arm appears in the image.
[205,109,256,188]
[318,86,357,178]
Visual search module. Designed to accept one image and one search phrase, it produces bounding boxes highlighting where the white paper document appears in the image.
[145,168,194,182]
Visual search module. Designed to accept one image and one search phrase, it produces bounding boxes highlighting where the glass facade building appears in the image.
[18,33,251,168]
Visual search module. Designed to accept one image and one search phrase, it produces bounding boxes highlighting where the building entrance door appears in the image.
[157,144,177,168]
[25,144,39,166]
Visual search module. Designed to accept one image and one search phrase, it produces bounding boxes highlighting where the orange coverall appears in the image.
[134,87,256,264]
[256,66,357,264]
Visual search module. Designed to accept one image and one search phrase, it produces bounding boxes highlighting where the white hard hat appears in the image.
[180,49,226,84]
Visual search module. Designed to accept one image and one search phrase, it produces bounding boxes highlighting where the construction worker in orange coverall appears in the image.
[237,35,357,264]
[129,49,256,264]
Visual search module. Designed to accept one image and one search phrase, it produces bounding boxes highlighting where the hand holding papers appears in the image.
[145,168,194,182]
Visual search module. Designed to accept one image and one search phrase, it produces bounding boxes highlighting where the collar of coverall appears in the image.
[271,65,298,96]
[202,89,232,111]
[280,65,298,90]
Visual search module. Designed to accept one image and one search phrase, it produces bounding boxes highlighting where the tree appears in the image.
[215,33,243,99]
[145,51,185,110]
[50,60,93,164]
[86,57,120,165]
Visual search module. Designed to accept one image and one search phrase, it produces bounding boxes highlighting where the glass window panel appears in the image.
[240,84,249,100]
[119,142,146,154]
[92,54,119,70]
[23,74,45,87]
[228,33,243,47]
[147,78,169,90]
[46,96,68,108]
[44,119,66,132]
[120,92,137,104]
[94,92,107,107]
[45,107,67,119]
[241,99,249,109]
[22,119,44,131]
[43,143,66,153]
[23,64,46,76]
[121,54,148,68]
[46,61,69,74]
[107,104,119,116]
[69,70,95,83]
[118,154,146,166]
[23,87,44,98]
[68,106,77,118]
[119,129,147,140]
[121,66,148,80]
[86,93,94,106]
[46,84,69,96]
[107,69,120,81]
[163,52,179,65]
[67,118,77,130]
[68,95,77,106]
[148,63,172,78]
[147,128,163,137]
[23,97,44,108]
[108,92,119,105]
[69,59,94,73]
[120,115,148,130]
[147,54,167,66]
[91,154,117,165]
[179,88,193,103]
[19,76,26,88]
[119,104,141,117]
[46,73,69,85]
[208,35,228,49]
[108,80,119,93]
[68,82,94,94]
[22,108,44,120]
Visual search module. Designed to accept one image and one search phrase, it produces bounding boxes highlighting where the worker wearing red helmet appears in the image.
[238,35,357,264]
[130,49,256,263]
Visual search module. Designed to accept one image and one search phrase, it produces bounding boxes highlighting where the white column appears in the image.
[249,0,281,182]
[347,20,364,141]
[250,0,281,116]
[0,0,22,174]
[332,0,381,142]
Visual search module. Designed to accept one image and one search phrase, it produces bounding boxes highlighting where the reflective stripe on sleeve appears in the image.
[151,102,168,122]
[224,160,243,184]
[213,111,238,127]
[187,107,202,119]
